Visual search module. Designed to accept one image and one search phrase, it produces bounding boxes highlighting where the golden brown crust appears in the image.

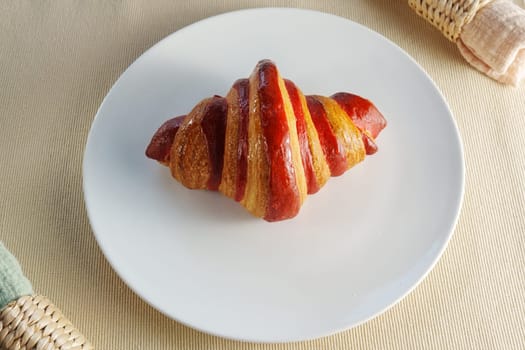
[314,96,365,171]
[297,89,331,192]
[171,99,212,189]
[219,86,241,199]
[240,70,269,218]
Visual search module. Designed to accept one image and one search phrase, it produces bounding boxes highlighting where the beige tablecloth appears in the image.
[1,1,524,349]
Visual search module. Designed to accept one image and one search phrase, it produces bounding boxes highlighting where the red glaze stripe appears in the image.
[145,115,186,163]
[201,97,228,191]
[234,79,250,202]
[362,132,378,155]
[306,96,348,176]
[257,61,300,221]
[284,79,319,194]
[331,92,387,139]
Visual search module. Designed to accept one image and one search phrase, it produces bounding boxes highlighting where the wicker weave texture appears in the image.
[408,0,494,41]
[0,295,93,350]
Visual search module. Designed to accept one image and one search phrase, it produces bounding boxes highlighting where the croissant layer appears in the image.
[145,60,386,222]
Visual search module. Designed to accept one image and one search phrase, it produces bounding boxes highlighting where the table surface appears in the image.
[1,1,524,349]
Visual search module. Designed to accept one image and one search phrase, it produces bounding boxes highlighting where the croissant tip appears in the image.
[257,58,276,65]
[145,115,186,163]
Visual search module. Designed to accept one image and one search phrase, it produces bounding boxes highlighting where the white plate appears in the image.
[83,8,464,342]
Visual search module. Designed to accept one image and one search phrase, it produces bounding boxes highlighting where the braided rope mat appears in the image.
[408,0,495,41]
[0,295,93,350]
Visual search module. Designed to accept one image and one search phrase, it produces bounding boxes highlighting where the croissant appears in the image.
[146,60,386,222]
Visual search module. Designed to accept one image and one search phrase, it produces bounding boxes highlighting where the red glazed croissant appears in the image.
[146,60,386,222]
